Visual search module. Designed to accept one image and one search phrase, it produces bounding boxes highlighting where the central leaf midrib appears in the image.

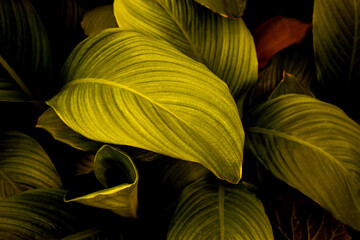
[246,126,355,178]
[155,0,205,64]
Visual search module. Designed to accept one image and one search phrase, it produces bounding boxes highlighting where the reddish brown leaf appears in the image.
[254,16,312,68]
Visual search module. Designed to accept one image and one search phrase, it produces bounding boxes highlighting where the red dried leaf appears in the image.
[254,16,312,68]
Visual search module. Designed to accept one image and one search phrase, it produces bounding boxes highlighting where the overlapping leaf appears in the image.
[113,0,258,103]
[81,5,118,37]
[0,0,52,101]
[65,145,139,219]
[194,0,247,19]
[245,94,360,230]
[0,131,62,199]
[313,0,360,117]
[48,29,244,183]
[167,178,274,239]
[0,189,84,239]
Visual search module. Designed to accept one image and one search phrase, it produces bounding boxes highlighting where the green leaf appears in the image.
[37,108,103,152]
[167,178,274,239]
[245,94,360,231]
[81,5,118,37]
[65,145,139,219]
[0,0,52,101]
[194,0,247,19]
[113,0,258,103]
[266,197,352,240]
[313,0,360,116]
[0,189,86,239]
[268,72,314,100]
[49,29,244,183]
[0,131,62,199]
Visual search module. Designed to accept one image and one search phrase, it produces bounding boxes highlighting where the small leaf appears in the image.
[65,145,139,219]
[0,189,86,239]
[313,0,360,119]
[167,178,274,239]
[37,108,103,152]
[266,197,352,240]
[0,131,62,199]
[245,94,360,231]
[268,72,314,100]
[194,0,247,19]
[49,29,244,183]
[113,0,258,103]
[81,5,118,37]
[254,16,312,68]
[0,0,52,101]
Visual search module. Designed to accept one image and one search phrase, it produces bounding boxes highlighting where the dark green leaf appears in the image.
[167,178,274,239]
[245,94,360,231]
[0,131,62,199]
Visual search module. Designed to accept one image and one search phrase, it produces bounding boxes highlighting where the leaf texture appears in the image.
[81,5,118,37]
[113,0,258,102]
[167,179,274,239]
[0,131,62,199]
[49,29,244,183]
[194,0,247,19]
[245,94,360,230]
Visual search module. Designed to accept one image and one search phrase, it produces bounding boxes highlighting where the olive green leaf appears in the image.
[65,145,139,219]
[81,5,118,37]
[0,189,86,239]
[194,0,247,19]
[0,0,52,101]
[245,94,360,231]
[113,0,258,103]
[49,29,244,183]
[313,0,360,116]
[268,72,314,100]
[37,108,102,152]
[167,178,274,239]
[0,131,62,199]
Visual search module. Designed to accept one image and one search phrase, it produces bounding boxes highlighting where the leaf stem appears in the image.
[0,55,35,100]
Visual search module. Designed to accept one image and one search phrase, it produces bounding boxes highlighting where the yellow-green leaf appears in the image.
[49,29,244,183]
[113,0,258,104]
[0,131,62,199]
[81,5,118,37]
[245,94,360,230]
[194,0,247,19]
[167,178,274,239]
[65,145,139,219]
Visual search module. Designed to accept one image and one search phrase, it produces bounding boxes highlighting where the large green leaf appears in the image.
[49,29,244,183]
[194,0,247,19]
[0,0,52,101]
[113,0,258,104]
[313,0,360,117]
[0,131,62,199]
[167,178,274,239]
[65,145,139,219]
[245,94,360,230]
[0,189,86,239]
[81,5,118,37]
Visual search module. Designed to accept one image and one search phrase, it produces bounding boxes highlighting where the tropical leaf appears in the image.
[81,5,118,37]
[167,178,274,239]
[49,29,244,183]
[268,72,314,100]
[113,0,258,104]
[0,0,52,101]
[0,189,86,239]
[65,145,139,219]
[313,0,360,118]
[0,131,62,199]
[254,16,312,69]
[37,108,103,152]
[266,197,352,240]
[245,94,360,230]
[193,0,247,19]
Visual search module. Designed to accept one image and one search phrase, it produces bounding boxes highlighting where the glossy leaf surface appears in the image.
[49,29,244,183]
[246,94,360,230]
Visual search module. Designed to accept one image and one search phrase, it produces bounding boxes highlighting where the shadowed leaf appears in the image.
[194,0,247,19]
[81,5,118,36]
